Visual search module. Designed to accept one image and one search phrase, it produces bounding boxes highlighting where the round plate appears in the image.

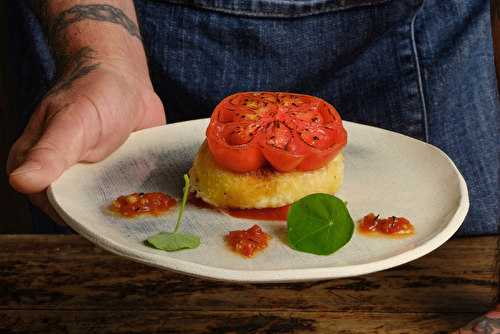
[48,119,469,283]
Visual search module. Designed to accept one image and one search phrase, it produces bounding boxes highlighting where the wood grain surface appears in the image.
[0,234,497,333]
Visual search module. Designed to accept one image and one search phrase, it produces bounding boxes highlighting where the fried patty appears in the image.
[188,140,344,209]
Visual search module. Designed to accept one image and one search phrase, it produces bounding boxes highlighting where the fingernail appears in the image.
[10,162,42,176]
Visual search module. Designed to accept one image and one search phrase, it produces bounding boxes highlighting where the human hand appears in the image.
[7,56,165,225]
[452,306,500,334]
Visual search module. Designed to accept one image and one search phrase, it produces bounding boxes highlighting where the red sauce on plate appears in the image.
[227,224,273,258]
[187,192,289,221]
[358,213,415,237]
[110,192,177,218]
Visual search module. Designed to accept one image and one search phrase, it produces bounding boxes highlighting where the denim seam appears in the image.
[162,0,392,16]
[410,0,428,142]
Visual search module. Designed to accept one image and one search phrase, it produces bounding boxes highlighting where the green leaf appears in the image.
[286,193,354,256]
[148,174,201,252]
[148,231,201,251]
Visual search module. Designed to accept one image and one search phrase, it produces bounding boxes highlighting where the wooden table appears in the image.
[0,234,497,333]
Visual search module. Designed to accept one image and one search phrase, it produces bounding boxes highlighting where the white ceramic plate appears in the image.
[48,119,469,283]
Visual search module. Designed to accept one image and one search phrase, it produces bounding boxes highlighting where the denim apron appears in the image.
[4,0,500,236]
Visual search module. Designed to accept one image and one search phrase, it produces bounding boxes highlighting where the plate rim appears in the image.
[48,119,469,283]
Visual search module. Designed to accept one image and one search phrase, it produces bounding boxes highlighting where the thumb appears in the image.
[8,123,82,194]
[7,101,110,194]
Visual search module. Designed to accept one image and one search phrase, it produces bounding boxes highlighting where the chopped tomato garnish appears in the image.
[227,224,272,258]
[110,192,177,218]
[358,213,415,236]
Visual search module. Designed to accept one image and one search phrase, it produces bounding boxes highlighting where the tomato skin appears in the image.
[260,143,305,173]
[207,124,267,173]
[206,92,347,173]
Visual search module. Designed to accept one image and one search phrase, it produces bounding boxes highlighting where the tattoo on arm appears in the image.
[45,47,101,99]
[461,315,500,334]
[28,3,142,98]
[49,4,141,42]
[29,2,142,62]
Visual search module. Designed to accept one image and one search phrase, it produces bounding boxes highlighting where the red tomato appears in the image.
[206,92,347,173]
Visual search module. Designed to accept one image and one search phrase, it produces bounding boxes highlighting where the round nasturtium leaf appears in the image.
[147,174,201,252]
[148,232,201,252]
[286,193,354,256]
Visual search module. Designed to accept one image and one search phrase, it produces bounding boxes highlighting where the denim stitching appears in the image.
[163,0,392,17]
[410,0,428,142]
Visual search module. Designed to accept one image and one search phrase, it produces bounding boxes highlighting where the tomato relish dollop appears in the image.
[358,213,415,237]
[110,192,177,218]
[227,225,273,258]
[206,92,347,173]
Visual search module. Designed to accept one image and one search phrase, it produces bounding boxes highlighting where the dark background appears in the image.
[0,1,33,234]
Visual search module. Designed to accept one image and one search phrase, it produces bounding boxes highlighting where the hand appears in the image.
[6,57,166,226]
[452,306,500,334]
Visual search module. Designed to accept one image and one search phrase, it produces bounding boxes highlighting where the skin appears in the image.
[5,1,500,332]
[6,0,166,225]
[452,307,500,334]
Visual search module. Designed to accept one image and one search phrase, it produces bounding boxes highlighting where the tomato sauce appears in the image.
[227,224,273,258]
[110,192,177,218]
[358,213,415,237]
[187,192,288,221]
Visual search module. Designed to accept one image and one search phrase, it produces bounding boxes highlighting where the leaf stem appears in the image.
[174,174,190,234]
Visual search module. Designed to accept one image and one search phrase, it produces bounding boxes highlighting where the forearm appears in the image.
[29,0,149,93]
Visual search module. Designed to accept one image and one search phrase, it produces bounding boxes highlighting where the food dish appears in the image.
[48,118,469,283]
[189,92,347,210]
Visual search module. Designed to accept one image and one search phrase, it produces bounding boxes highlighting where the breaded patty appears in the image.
[188,139,344,209]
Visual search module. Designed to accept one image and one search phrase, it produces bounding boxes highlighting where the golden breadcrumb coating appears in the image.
[188,139,344,209]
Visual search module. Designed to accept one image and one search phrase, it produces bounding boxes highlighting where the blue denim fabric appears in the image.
[4,0,500,236]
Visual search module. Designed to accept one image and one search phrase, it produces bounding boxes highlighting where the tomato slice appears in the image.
[206,92,347,173]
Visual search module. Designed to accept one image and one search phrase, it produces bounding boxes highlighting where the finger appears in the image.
[9,142,69,194]
[8,101,95,194]
[28,192,68,227]
[6,104,47,175]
